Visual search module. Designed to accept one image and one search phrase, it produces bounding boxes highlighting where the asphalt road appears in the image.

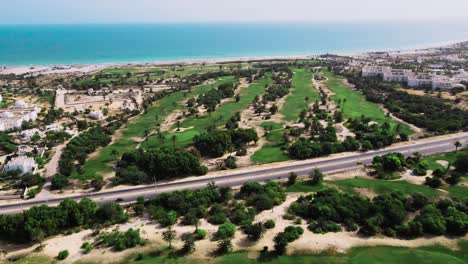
[0,133,466,215]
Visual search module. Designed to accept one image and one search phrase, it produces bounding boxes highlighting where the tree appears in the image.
[244,222,265,241]
[217,222,236,239]
[91,177,105,191]
[162,227,176,248]
[454,141,462,152]
[182,236,195,254]
[309,168,323,185]
[287,172,297,186]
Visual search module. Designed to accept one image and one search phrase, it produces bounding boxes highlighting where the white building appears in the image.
[432,77,454,91]
[89,110,105,120]
[383,69,411,82]
[4,156,38,174]
[45,124,64,132]
[407,73,433,88]
[0,101,41,131]
[362,66,389,78]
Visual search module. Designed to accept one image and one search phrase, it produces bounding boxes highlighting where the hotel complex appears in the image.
[362,66,468,90]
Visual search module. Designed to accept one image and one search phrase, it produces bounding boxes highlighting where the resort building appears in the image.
[361,66,389,77]
[0,101,41,131]
[4,155,38,174]
[362,65,467,91]
[383,69,412,82]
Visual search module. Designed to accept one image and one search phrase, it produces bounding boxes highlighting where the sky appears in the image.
[2,0,468,24]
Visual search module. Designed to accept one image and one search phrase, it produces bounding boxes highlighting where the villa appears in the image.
[4,155,38,174]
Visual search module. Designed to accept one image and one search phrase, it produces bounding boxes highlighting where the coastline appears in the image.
[1,39,466,76]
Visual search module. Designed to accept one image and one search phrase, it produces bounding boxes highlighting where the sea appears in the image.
[0,22,467,66]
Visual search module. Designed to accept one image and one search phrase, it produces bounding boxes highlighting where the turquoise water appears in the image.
[0,22,467,66]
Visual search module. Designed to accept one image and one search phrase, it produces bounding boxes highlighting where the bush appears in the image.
[263,219,276,229]
[224,156,237,169]
[217,222,236,239]
[425,177,442,188]
[217,239,233,255]
[194,229,208,240]
[51,174,69,190]
[96,228,144,251]
[57,250,69,260]
[81,242,93,254]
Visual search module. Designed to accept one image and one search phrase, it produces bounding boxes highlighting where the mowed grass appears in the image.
[75,77,233,180]
[252,122,288,164]
[330,177,440,198]
[323,71,413,135]
[280,68,319,122]
[285,181,328,193]
[218,240,468,264]
[143,76,272,149]
[423,149,468,171]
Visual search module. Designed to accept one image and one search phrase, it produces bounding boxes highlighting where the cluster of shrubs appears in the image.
[59,126,112,176]
[193,128,258,158]
[0,131,17,153]
[0,198,128,243]
[141,182,285,231]
[273,226,304,255]
[96,228,144,251]
[114,147,208,185]
[288,188,468,239]
[197,82,237,112]
[425,152,468,188]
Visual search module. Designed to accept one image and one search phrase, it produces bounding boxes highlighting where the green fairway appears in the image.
[423,150,468,171]
[76,65,226,86]
[330,177,440,198]
[75,77,233,180]
[323,71,413,135]
[280,68,319,122]
[143,76,272,149]
[251,122,288,163]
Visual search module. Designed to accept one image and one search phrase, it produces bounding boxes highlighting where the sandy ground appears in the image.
[4,192,465,264]
[0,65,106,76]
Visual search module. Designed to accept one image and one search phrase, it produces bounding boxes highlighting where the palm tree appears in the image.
[454,141,462,152]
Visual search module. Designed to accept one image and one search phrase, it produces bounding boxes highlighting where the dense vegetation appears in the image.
[114,147,208,185]
[96,228,144,251]
[197,82,237,112]
[0,199,128,243]
[193,128,259,158]
[141,182,285,229]
[0,132,17,153]
[345,74,468,132]
[288,188,468,238]
[59,126,112,176]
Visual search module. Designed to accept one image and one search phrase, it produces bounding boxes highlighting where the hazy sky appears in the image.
[2,0,468,24]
